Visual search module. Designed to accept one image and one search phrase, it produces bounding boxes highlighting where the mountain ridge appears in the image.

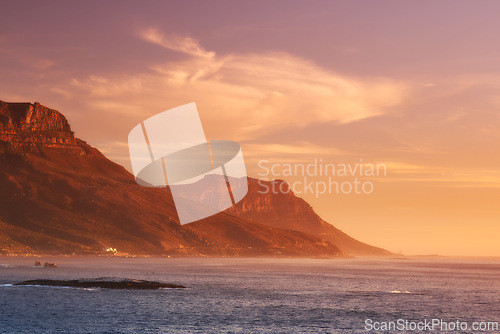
[0,100,389,257]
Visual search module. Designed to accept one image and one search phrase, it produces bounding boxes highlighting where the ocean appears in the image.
[0,257,498,333]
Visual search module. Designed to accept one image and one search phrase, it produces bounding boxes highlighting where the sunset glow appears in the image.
[1,1,499,256]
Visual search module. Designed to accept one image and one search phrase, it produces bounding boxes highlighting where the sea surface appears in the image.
[0,257,498,333]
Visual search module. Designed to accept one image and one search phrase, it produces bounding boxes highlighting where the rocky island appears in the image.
[14,278,186,289]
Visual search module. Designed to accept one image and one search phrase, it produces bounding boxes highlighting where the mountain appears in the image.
[229,179,390,256]
[0,100,341,256]
[0,100,388,257]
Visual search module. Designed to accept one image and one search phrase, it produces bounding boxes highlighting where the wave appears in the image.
[349,290,414,295]
[389,290,411,294]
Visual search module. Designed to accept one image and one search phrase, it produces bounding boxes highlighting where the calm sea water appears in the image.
[0,257,498,333]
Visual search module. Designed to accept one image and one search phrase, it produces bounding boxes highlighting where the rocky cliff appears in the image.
[0,101,97,155]
[229,179,390,256]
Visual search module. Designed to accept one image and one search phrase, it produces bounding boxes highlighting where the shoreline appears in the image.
[1,254,499,261]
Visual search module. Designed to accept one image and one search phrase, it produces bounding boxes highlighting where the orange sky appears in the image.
[1,1,499,256]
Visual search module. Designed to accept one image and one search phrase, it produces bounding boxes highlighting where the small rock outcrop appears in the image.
[43,262,57,268]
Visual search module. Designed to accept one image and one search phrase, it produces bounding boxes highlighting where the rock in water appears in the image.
[43,262,57,267]
[13,278,186,289]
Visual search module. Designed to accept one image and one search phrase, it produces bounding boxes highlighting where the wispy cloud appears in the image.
[139,28,215,59]
[59,28,408,145]
[0,47,54,71]
[243,142,344,157]
[379,162,500,188]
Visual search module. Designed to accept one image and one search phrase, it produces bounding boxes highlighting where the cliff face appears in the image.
[0,101,97,155]
[233,179,316,230]
[228,179,390,256]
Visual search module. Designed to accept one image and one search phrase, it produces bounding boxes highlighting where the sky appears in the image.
[1,0,499,256]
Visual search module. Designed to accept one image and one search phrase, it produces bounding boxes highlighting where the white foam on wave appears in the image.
[389,290,411,294]
[13,284,75,289]
[0,284,13,287]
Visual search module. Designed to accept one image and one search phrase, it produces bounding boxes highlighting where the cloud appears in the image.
[47,28,412,173]
[61,29,408,141]
[378,162,500,188]
[139,28,215,59]
[0,47,54,71]
[26,58,55,71]
[245,142,342,156]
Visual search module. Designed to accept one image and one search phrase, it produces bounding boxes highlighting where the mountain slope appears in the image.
[229,179,390,256]
[0,100,342,256]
